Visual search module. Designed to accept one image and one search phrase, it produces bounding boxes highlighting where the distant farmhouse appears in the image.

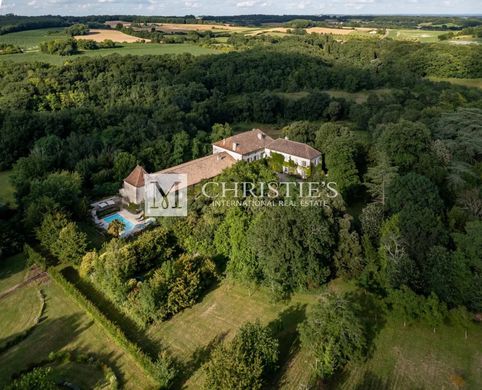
[121,129,321,205]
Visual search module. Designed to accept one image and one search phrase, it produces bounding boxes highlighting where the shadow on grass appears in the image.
[0,313,92,386]
[60,266,161,358]
[174,331,229,388]
[268,303,308,388]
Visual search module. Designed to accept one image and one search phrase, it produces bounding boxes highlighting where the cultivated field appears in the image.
[75,29,151,43]
[0,256,157,389]
[154,22,249,33]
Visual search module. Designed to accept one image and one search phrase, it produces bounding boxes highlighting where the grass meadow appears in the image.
[0,42,220,65]
[0,255,157,389]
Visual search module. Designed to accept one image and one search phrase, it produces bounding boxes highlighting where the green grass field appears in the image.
[0,255,157,389]
[0,43,219,65]
[430,77,482,89]
[0,286,40,342]
[334,318,482,390]
[387,29,447,43]
[0,28,68,50]
[0,170,16,208]
[0,253,27,292]
[146,281,321,388]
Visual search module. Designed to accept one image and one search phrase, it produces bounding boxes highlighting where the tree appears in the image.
[65,23,89,36]
[108,219,125,238]
[377,120,432,173]
[298,294,366,379]
[360,202,384,243]
[204,321,278,390]
[387,173,443,214]
[378,214,418,289]
[334,214,364,279]
[5,367,56,390]
[113,151,136,182]
[364,153,398,205]
[36,212,69,252]
[282,121,318,144]
[39,38,78,55]
[250,205,334,298]
[210,122,233,143]
[51,222,87,264]
[36,212,87,264]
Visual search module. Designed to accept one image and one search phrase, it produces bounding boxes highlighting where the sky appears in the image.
[0,0,481,17]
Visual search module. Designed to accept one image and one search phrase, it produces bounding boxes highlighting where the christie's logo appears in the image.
[144,173,188,217]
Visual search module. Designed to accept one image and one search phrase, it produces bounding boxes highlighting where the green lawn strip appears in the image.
[0,170,16,208]
[0,275,156,389]
[0,253,27,292]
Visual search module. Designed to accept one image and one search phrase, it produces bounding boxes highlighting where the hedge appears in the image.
[49,269,171,389]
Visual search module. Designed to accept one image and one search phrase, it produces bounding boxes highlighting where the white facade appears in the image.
[120,182,144,205]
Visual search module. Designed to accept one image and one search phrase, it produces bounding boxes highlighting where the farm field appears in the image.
[387,28,447,43]
[74,28,150,43]
[0,255,157,389]
[0,170,15,208]
[153,22,250,33]
[0,42,220,65]
[0,28,68,50]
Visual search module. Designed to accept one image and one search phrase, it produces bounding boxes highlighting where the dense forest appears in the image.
[0,21,481,388]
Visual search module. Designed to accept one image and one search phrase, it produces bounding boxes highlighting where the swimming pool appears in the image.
[103,213,135,233]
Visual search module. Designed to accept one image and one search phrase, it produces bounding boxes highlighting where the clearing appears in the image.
[0,255,157,389]
[153,23,249,33]
[430,77,482,89]
[74,29,150,43]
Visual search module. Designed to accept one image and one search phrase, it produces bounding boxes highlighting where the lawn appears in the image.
[0,28,68,50]
[0,170,16,208]
[0,42,220,65]
[0,285,41,342]
[0,253,27,292]
[334,318,482,390]
[0,257,157,389]
[146,281,321,388]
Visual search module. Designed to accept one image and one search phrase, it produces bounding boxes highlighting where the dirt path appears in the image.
[0,268,49,301]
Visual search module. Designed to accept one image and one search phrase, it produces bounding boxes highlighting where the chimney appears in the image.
[284,136,289,140]
[232,142,238,152]
[257,132,264,140]
[223,139,226,145]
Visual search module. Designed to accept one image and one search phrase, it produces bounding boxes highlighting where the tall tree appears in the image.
[298,294,366,379]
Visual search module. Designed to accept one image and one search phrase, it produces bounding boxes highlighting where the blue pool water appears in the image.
[103,213,135,233]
